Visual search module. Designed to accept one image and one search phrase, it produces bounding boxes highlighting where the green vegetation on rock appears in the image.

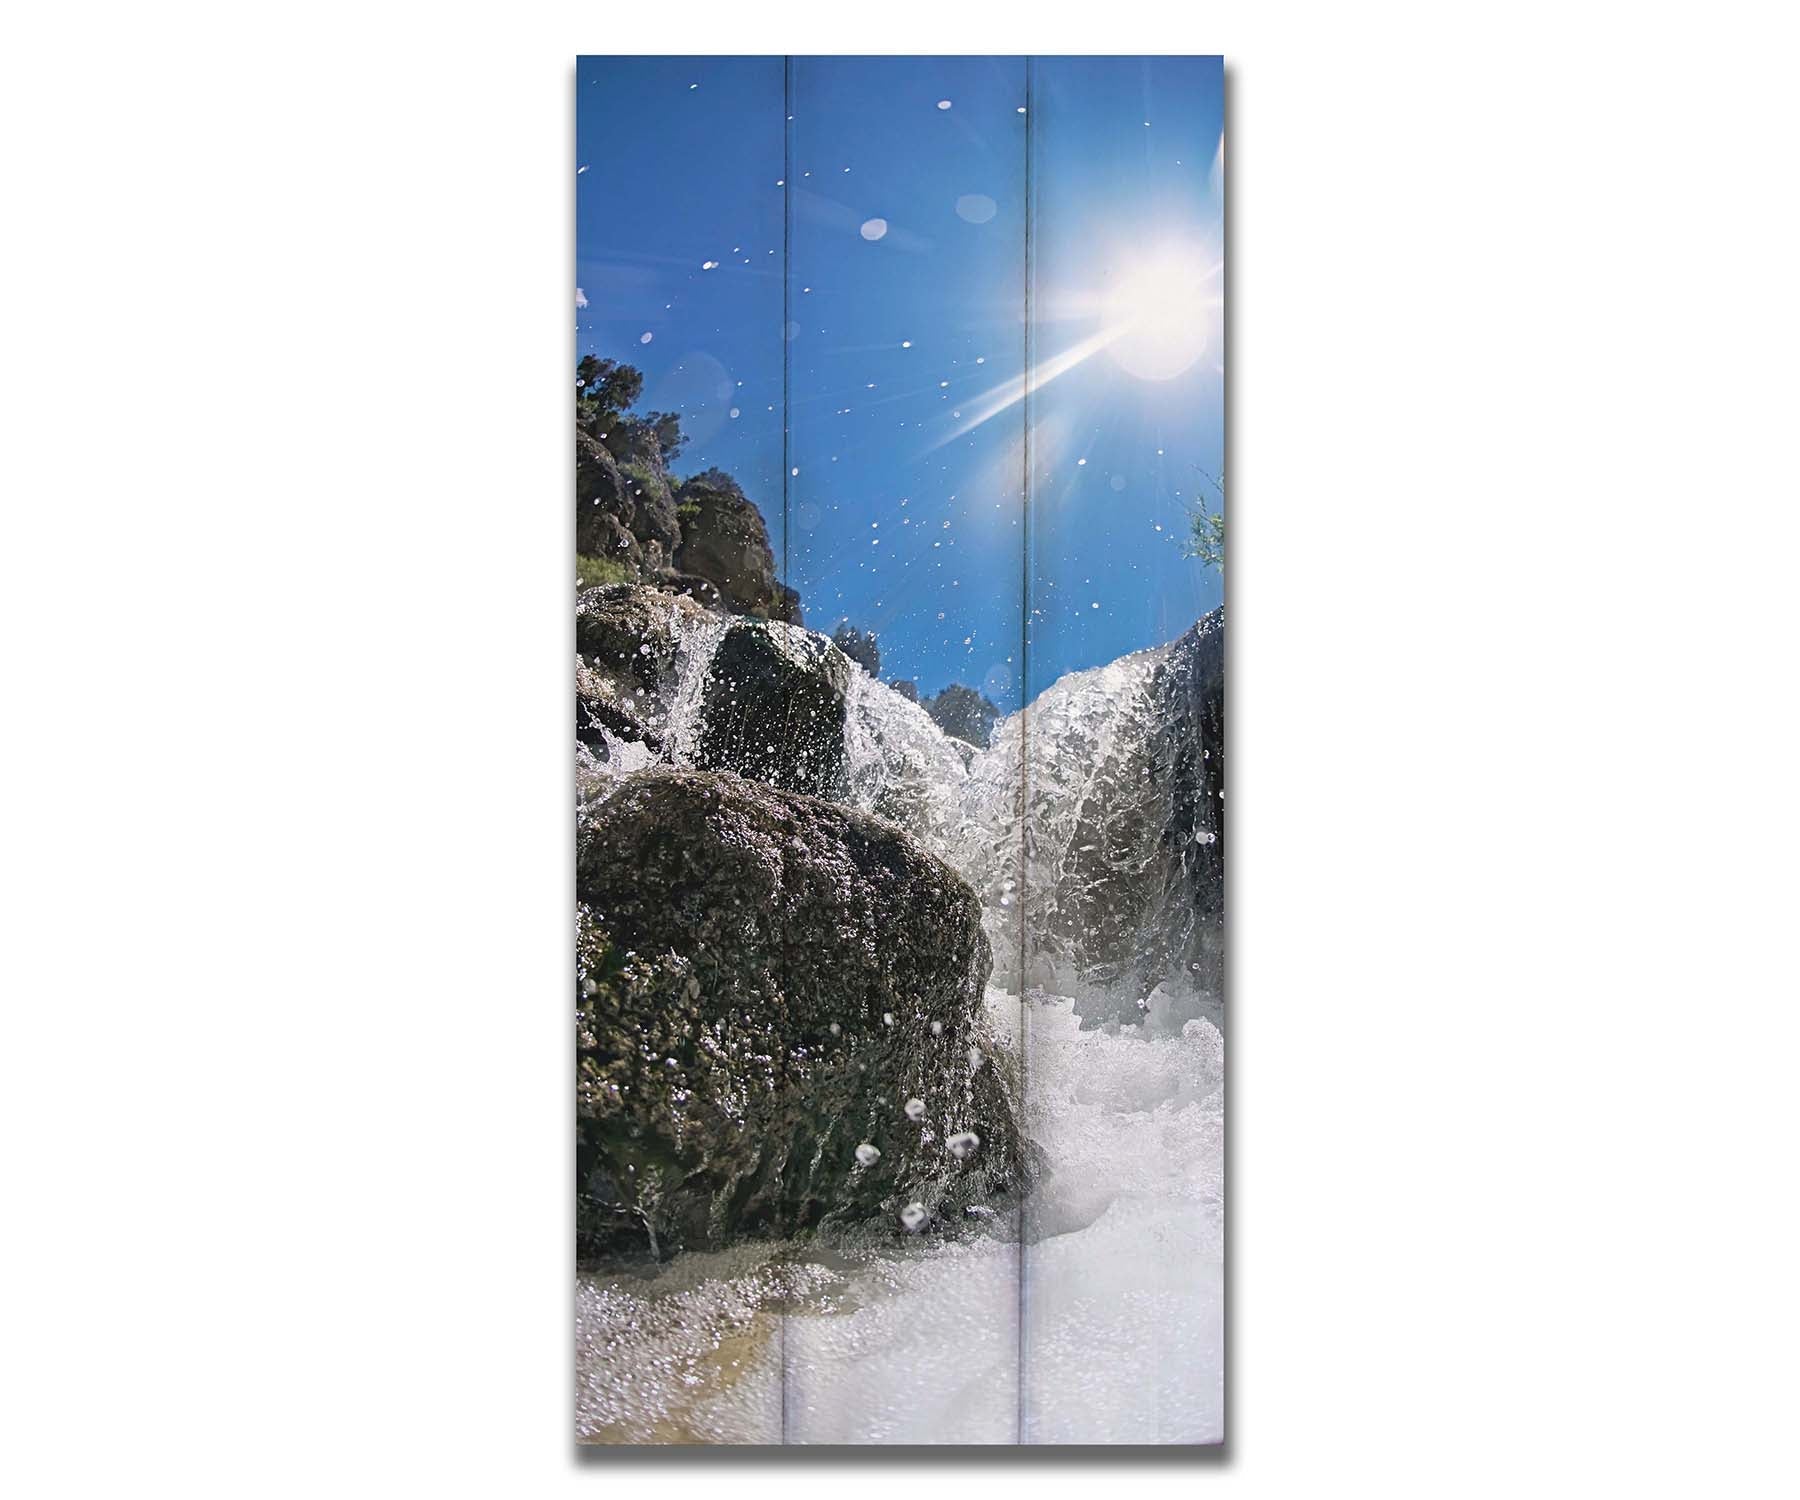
[576,555,632,590]
[575,354,798,622]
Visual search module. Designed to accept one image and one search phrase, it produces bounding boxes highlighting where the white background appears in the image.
[4,2,1798,1493]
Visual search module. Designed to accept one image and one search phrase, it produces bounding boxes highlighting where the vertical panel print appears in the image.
[1018,55,1226,1443]
[575,55,1224,1447]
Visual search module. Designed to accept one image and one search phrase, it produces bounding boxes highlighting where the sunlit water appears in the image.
[577,603,1224,1444]
[576,989,1223,1445]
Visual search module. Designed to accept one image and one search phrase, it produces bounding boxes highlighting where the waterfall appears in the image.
[579,591,1223,1026]
[960,614,1224,1023]
[576,590,1225,1443]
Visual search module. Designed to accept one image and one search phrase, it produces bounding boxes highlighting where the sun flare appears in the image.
[1102,248,1222,381]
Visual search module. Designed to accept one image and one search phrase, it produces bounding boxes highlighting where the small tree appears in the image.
[832,622,881,678]
[926,683,999,747]
[646,410,686,462]
[683,467,740,496]
[575,356,686,468]
[1185,468,1225,574]
[576,356,644,422]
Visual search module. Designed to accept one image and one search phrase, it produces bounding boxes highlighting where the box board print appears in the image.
[575,54,1224,1445]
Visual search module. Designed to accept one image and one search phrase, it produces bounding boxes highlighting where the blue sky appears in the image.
[577,56,1223,707]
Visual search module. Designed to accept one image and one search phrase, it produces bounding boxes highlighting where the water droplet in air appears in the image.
[946,1131,981,1161]
[930,1020,943,1036]
[639,332,653,344]
[900,1202,928,1231]
[855,1142,881,1167]
[936,99,952,110]
[860,218,889,241]
[904,1097,926,1120]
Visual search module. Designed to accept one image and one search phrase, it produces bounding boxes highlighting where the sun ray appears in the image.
[924,324,1128,452]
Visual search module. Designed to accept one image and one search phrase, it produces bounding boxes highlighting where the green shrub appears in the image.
[619,459,670,506]
[576,554,633,590]
[1185,470,1225,574]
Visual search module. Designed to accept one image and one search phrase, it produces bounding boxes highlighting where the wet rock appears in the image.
[575,585,713,764]
[969,609,1224,1020]
[652,570,725,613]
[694,618,852,798]
[1145,606,1225,998]
[577,768,1026,1260]
[1045,608,1223,1015]
[571,586,909,812]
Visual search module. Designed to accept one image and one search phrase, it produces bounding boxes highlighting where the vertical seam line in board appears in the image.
[779,51,793,1449]
[1016,51,1036,1449]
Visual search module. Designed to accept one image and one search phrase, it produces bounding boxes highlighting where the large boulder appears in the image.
[577,768,1026,1259]
[673,470,802,624]
[694,618,851,798]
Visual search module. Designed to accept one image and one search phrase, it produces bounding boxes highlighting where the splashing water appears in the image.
[577,988,1223,1444]
[577,597,1223,1444]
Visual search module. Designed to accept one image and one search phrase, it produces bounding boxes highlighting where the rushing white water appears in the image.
[577,988,1223,1445]
[577,602,1224,1445]
[842,667,975,856]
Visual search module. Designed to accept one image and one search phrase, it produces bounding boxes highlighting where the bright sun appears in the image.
[1102,249,1221,382]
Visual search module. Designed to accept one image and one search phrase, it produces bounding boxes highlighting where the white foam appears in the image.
[576,990,1223,1445]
